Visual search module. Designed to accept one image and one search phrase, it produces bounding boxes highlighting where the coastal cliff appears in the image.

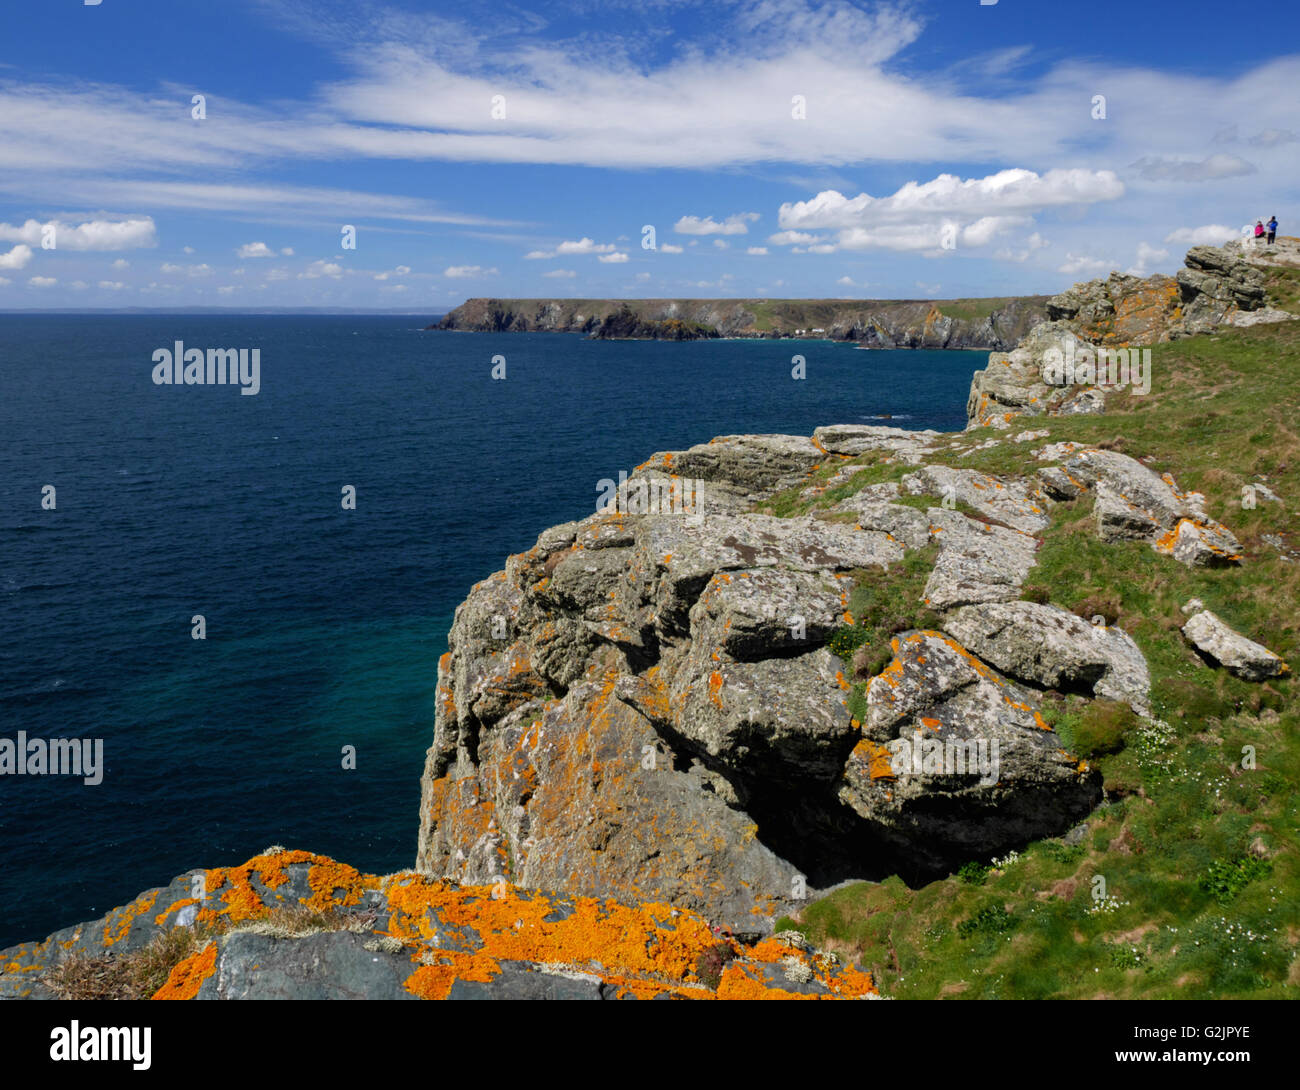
[432,295,1050,349]
[5,239,1298,1000]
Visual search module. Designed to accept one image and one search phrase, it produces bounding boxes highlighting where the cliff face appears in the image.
[434,295,1050,349]
[967,237,1300,430]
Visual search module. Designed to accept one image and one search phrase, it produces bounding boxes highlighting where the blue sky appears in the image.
[0,0,1296,308]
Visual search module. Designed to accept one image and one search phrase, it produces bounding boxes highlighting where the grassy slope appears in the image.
[759,292,1300,998]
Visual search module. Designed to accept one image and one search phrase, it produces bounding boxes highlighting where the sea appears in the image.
[0,315,984,949]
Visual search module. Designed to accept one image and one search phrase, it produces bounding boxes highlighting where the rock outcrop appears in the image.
[966,238,1300,430]
[415,426,1109,930]
[0,849,877,1000]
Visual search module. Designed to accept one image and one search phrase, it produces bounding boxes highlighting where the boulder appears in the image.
[1181,611,1289,681]
[943,601,1151,714]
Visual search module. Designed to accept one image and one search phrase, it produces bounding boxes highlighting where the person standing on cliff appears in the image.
[1268,216,1278,245]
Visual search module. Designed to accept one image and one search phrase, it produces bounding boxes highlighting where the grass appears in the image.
[43,903,381,1000]
[779,316,1300,998]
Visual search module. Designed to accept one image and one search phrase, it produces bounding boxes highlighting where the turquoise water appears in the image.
[0,316,983,947]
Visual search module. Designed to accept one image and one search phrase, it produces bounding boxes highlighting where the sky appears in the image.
[0,0,1296,309]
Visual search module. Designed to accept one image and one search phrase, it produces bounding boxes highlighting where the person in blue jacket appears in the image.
[1267,216,1278,245]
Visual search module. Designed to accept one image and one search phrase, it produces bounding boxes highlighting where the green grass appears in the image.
[780,318,1300,998]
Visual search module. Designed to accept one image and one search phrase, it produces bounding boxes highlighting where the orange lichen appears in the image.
[103,890,159,947]
[151,942,217,1000]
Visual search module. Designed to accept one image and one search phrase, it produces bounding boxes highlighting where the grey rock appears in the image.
[1181,611,1289,681]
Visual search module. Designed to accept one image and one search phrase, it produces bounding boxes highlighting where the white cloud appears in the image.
[237,241,276,258]
[635,272,651,281]
[444,264,497,278]
[1058,253,1113,276]
[558,238,616,255]
[299,260,344,279]
[182,246,195,254]
[1164,224,1239,246]
[1130,154,1256,182]
[217,285,237,295]
[0,277,10,286]
[111,258,129,270]
[28,276,57,287]
[525,237,617,260]
[1127,241,1171,276]
[994,231,1050,263]
[160,262,213,277]
[281,247,295,256]
[768,231,819,246]
[776,169,1120,253]
[674,213,760,236]
[266,267,290,281]
[98,280,126,290]
[712,239,729,249]
[542,268,576,278]
[659,243,684,254]
[746,246,768,255]
[0,244,33,270]
[597,252,629,263]
[0,217,156,251]
[373,265,411,280]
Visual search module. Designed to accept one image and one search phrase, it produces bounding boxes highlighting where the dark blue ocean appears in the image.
[0,316,982,949]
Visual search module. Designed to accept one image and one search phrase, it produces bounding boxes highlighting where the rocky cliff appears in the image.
[967,237,1300,429]
[433,295,1050,349]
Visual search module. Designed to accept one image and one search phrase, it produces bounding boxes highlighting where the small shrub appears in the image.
[957,904,1014,938]
[1199,856,1273,905]
[692,942,737,989]
[1071,699,1139,758]
[957,861,991,886]
[1040,840,1085,865]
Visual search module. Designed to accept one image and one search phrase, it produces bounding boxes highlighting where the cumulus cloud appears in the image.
[1164,224,1239,246]
[0,217,156,251]
[674,213,760,236]
[597,252,629,263]
[1130,154,1256,182]
[98,280,126,290]
[111,258,129,270]
[746,246,768,255]
[659,243,684,254]
[0,244,33,270]
[299,260,344,279]
[526,237,617,259]
[28,276,57,287]
[237,241,276,258]
[444,265,497,278]
[373,265,411,280]
[1127,241,1171,275]
[1058,253,1113,276]
[774,169,1121,253]
[542,268,576,279]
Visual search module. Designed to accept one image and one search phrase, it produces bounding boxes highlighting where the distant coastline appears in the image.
[429,295,1050,349]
